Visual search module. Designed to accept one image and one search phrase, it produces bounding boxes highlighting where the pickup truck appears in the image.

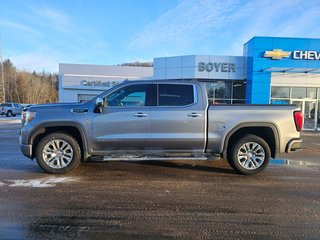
[19,80,303,175]
[1,102,23,117]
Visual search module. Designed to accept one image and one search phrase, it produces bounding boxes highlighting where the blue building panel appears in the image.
[272,37,309,50]
[245,37,273,50]
[244,36,320,104]
[250,92,270,104]
[307,61,320,68]
[308,39,320,51]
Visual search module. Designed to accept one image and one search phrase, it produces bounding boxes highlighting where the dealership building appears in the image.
[59,36,320,130]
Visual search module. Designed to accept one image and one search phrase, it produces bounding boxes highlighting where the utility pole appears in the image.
[0,34,5,102]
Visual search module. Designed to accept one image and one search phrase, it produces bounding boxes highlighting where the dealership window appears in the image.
[271,87,319,102]
[307,88,317,99]
[291,87,307,99]
[206,80,246,104]
[270,86,290,104]
[78,94,96,103]
[271,87,290,98]
[271,86,320,130]
[232,81,246,104]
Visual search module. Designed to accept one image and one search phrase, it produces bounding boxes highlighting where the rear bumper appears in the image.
[286,138,302,153]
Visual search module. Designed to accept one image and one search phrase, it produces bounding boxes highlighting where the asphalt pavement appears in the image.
[0,116,319,239]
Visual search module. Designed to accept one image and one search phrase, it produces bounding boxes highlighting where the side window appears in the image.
[159,84,194,106]
[14,104,19,108]
[106,84,156,107]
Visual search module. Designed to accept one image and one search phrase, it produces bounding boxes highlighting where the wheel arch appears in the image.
[222,123,280,160]
[29,122,90,161]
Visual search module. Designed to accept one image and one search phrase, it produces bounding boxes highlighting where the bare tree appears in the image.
[0,59,58,104]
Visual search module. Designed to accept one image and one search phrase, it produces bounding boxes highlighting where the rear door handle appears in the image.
[133,112,148,117]
[187,112,201,118]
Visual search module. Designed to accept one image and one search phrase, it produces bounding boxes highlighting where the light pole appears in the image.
[0,34,5,102]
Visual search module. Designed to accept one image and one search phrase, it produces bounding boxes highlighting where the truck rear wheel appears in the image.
[227,134,271,175]
[35,133,81,174]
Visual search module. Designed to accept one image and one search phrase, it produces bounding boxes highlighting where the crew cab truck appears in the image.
[19,80,303,175]
[1,102,23,117]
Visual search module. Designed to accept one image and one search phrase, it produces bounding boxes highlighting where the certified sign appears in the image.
[81,80,118,87]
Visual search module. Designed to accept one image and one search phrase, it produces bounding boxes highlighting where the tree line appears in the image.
[0,59,58,104]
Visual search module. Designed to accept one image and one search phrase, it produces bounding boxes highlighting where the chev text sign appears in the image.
[198,62,236,72]
[293,51,320,60]
[263,49,320,60]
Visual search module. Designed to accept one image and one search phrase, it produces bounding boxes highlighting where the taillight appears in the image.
[294,111,303,132]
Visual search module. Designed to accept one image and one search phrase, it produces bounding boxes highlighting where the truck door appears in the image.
[149,83,206,153]
[92,84,156,152]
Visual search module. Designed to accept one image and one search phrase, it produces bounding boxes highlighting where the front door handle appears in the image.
[187,112,201,118]
[133,112,148,117]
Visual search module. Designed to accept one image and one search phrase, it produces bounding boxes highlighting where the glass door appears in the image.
[304,100,316,130]
[291,99,317,130]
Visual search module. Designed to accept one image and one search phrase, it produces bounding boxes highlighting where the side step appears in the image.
[101,155,209,162]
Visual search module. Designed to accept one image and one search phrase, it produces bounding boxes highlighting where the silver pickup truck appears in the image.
[19,80,303,175]
[1,102,23,117]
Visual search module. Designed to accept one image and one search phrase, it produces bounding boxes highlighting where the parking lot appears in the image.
[0,116,320,239]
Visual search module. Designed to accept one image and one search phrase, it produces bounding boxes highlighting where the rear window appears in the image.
[159,84,194,106]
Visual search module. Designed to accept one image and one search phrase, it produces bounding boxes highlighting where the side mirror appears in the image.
[94,97,104,113]
[96,98,103,106]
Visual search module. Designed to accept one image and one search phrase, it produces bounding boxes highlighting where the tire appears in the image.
[6,111,12,117]
[227,134,271,175]
[35,133,81,174]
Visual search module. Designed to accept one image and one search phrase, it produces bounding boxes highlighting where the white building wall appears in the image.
[271,72,320,87]
[59,63,153,102]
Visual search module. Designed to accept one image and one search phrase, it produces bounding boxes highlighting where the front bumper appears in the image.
[286,138,302,153]
[19,134,33,159]
[20,143,33,159]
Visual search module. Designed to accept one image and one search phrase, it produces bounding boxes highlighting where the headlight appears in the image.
[22,111,36,126]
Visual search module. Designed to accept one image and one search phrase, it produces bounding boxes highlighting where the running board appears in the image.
[101,155,208,162]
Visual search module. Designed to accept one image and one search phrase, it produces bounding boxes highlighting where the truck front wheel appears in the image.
[227,134,271,175]
[35,133,81,174]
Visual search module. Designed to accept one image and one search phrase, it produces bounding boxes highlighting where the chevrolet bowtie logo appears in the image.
[263,49,291,60]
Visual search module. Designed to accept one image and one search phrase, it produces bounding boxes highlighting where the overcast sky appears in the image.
[1,0,320,73]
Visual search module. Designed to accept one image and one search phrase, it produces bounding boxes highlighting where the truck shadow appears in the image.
[133,160,237,175]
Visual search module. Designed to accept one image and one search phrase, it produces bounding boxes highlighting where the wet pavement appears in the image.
[0,116,320,239]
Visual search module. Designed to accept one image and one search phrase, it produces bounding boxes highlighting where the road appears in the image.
[0,117,320,239]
